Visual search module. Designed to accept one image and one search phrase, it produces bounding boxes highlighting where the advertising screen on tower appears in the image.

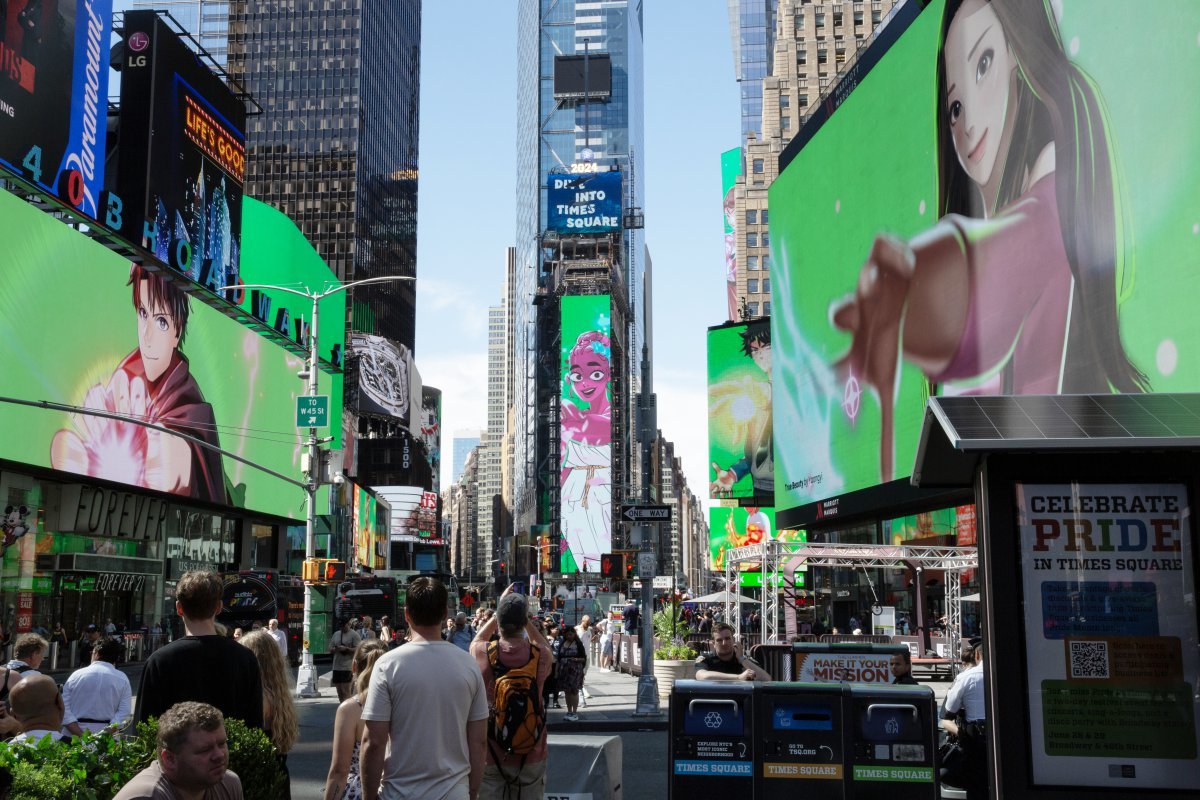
[559,294,613,573]
[0,0,112,218]
[707,506,782,571]
[418,387,442,490]
[708,320,773,503]
[769,0,1200,528]
[547,171,622,234]
[0,189,341,521]
[346,333,418,427]
[116,10,246,295]
[720,147,741,321]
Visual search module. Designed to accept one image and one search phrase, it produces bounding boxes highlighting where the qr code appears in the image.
[1069,640,1109,678]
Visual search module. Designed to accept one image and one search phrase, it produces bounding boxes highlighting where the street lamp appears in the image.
[217,275,414,698]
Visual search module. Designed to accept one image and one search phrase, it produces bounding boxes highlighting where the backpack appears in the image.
[486,641,545,757]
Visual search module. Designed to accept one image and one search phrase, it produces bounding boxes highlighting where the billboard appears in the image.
[346,333,417,425]
[376,485,445,545]
[708,320,773,502]
[352,484,387,570]
[0,188,341,521]
[708,506,777,571]
[552,53,612,100]
[116,10,246,294]
[769,0,1200,527]
[720,147,741,321]
[418,386,442,490]
[547,171,622,234]
[0,0,111,218]
[559,294,612,573]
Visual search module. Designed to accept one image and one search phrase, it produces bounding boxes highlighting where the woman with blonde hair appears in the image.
[324,638,389,800]
[240,629,300,799]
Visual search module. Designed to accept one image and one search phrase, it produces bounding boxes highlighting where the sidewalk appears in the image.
[545,666,667,732]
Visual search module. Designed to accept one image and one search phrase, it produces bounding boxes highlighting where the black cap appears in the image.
[497,594,527,629]
[85,624,99,632]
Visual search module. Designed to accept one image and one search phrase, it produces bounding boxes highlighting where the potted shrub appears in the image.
[652,602,698,700]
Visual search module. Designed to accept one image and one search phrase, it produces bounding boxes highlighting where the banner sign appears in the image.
[1016,482,1199,789]
[793,651,894,684]
[547,171,622,234]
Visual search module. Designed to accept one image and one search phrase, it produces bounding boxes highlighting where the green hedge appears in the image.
[0,719,285,800]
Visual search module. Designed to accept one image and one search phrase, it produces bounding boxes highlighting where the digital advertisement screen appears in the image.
[376,485,444,545]
[708,506,776,571]
[547,171,622,234]
[0,189,340,521]
[769,0,1200,527]
[559,294,612,573]
[346,333,417,425]
[352,484,387,570]
[708,320,773,502]
[116,10,246,295]
[720,147,741,321]
[1015,482,1198,789]
[0,0,112,217]
[419,386,442,490]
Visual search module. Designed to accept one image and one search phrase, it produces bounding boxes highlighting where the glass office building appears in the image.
[727,0,778,141]
[514,0,647,541]
[226,1,420,348]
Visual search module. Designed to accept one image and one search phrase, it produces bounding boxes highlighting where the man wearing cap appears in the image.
[79,624,101,667]
[471,586,553,799]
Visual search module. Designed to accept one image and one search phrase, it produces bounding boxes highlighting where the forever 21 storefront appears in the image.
[0,187,346,639]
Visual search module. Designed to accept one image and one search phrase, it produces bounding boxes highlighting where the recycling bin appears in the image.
[754,682,848,800]
[845,684,938,799]
[670,680,756,799]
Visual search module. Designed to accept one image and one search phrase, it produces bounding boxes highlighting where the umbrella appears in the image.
[684,590,759,605]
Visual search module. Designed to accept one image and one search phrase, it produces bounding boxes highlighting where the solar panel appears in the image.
[928,394,1200,450]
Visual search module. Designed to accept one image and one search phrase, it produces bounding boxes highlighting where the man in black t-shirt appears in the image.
[694,623,771,681]
[134,571,263,730]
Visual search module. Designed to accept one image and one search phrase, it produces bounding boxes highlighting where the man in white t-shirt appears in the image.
[362,577,488,800]
[266,619,289,661]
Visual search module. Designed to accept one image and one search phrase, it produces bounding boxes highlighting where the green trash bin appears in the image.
[846,684,939,799]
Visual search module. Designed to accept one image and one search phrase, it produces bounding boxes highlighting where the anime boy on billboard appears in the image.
[561,330,612,570]
[51,265,227,503]
[710,320,773,498]
[831,0,1146,481]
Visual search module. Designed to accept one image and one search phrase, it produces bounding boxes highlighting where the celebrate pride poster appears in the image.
[1016,483,1199,789]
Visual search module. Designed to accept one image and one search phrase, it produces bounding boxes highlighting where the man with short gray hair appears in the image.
[114,701,242,799]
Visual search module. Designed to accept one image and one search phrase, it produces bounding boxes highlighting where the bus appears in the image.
[333,577,399,640]
[218,570,305,665]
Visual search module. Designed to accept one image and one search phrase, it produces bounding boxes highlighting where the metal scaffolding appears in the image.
[723,540,978,666]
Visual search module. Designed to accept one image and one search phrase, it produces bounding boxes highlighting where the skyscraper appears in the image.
[452,431,483,484]
[515,0,647,572]
[727,0,778,141]
[226,1,420,347]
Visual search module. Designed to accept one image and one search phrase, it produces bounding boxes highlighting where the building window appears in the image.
[834,11,843,27]
[764,301,772,315]
[762,253,771,270]
[818,49,828,64]
[800,94,809,107]
[752,158,764,174]
[746,210,758,225]
[746,232,758,248]
[781,116,791,131]
[747,303,759,317]
[748,279,759,293]
[763,278,771,294]
[747,255,759,270]
[779,94,790,109]
[816,12,825,27]
[872,9,882,24]
[855,10,865,25]
[761,210,769,224]
[762,232,770,248]
[798,51,808,66]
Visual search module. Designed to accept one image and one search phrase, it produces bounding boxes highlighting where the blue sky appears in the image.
[416,2,740,497]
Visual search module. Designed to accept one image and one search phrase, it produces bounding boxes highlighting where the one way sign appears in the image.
[622,504,672,522]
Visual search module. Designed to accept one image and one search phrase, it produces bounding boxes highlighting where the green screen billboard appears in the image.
[708,320,773,502]
[708,505,777,571]
[559,294,612,574]
[0,189,342,520]
[721,147,741,321]
[769,0,1200,526]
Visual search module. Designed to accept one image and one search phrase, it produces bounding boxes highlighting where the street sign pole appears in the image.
[634,522,660,716]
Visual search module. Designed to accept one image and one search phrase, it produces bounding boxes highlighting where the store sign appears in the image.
[1016,483,1199,789]
[56,484,168,540]
[168,559,218,580]
[95,573,147,593]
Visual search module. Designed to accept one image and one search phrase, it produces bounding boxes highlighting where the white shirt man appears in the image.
[266,619,289,660]
[63,637,133,735]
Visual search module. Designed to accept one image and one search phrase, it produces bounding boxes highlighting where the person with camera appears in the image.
[330,618,362,702]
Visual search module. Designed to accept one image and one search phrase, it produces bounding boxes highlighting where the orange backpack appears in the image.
[487,641,545,756]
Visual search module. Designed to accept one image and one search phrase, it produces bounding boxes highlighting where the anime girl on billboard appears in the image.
[561,330,612,571]
[832,0,1146,480]
[51,265,227,503]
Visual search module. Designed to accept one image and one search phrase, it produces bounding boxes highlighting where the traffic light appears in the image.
[323,560,346,583]
[302,558,346,584]
[302,558,320,582]
[600,553,624,578]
